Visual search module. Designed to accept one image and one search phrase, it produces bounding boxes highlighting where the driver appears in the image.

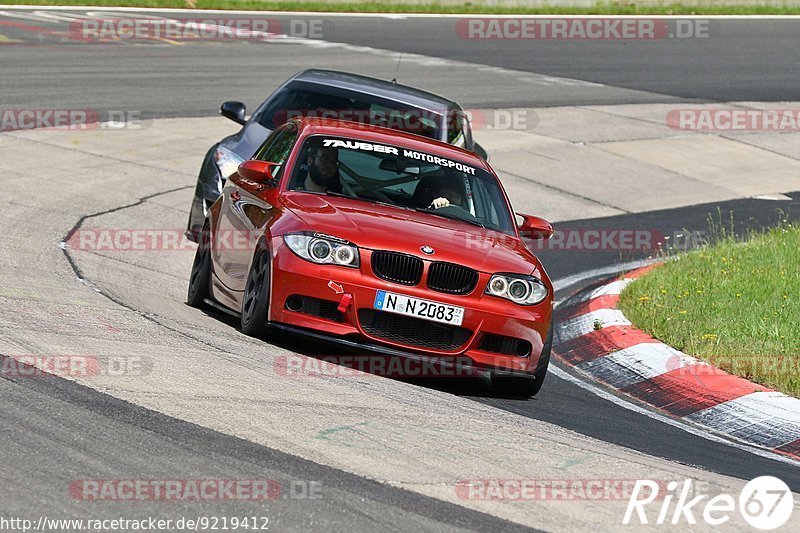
[429,173,465,210]
[299,145,342,193]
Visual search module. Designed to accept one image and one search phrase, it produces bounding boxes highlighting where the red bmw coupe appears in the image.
[187,118,554,397]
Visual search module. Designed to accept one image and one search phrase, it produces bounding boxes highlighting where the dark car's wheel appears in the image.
[241,246,272,338]
[187,224,212,308]
[491,315,554,398]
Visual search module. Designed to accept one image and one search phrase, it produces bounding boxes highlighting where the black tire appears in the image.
[240,246,272,338]
[187,224,212,308]
[491,315,554,398]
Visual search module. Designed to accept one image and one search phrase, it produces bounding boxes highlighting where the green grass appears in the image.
[2,0,800,15]
[619,221,800,397]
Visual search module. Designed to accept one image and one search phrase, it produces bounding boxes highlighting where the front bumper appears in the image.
[268,240,552,375]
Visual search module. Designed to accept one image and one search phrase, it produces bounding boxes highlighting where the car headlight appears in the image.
[214,145,246,179]
[283,233,360,268]
[485,273,548,305]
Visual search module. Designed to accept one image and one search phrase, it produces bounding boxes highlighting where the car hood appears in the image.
[282,192,541,275]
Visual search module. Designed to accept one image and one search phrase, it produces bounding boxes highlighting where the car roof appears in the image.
[289,69,457,114]
[292,117,489,170]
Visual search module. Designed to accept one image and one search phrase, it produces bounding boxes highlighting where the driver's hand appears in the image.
[429,197,451,209]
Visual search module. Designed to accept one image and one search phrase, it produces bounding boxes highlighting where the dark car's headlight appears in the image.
[485,273,548,305]
[284,233,360,268]
[214,145,245,179]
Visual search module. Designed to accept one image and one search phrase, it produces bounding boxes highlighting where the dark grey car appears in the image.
[186,69,487,240]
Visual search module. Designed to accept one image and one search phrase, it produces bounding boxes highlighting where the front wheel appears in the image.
[187,224,211,308]
[240,247,272,338]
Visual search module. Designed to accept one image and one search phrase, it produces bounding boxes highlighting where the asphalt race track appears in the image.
[1,7,799,532]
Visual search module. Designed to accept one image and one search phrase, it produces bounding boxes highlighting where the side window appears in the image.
[254,124,298,179]
[446,110,468,147]
[460,112,474,148]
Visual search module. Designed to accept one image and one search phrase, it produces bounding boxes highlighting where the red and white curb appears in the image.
[555,264,800,461]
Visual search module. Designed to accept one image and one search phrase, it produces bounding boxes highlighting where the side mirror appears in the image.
[517,213,553,240]
[236,160,278,186]
[473,142,489,161]
[220,101,246,125]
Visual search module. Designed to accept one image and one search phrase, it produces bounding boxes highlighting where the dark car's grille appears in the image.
[358,309,472,351]
[479,333,532,357]
[427,262,479,295]
[371,251,423,286]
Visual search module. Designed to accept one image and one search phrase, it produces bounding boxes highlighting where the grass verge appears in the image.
[619,220,799,397]
[1,1,800,15]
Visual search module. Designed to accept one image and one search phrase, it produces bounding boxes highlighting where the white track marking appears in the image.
[549,365,800,466]
[579,342,705,389]
[568,278,634,304]
[3,6,800,19]
[0,8,606,88]
[550,263,800,466]
[0,10,64,23]
[686,392,800,449]
[556,308,631,343]
[553,258,656,293]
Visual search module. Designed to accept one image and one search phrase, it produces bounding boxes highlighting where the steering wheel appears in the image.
[430,204,481,223]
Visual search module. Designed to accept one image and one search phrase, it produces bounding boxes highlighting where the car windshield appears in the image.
[257,87,443,141]
[288,135,515,234]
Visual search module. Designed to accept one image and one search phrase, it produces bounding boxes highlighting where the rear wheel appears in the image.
[491,316,554,398]
[241,247,272,338]
[187,224,211,308]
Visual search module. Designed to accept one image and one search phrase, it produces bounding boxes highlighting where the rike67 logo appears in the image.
[624,476,794,530]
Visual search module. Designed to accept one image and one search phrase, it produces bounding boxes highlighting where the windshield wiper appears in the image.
[324,190,413,211]
[323,190,352,199]
[413,208,486,228]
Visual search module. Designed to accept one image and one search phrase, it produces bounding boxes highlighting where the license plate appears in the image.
[373,290,464,326]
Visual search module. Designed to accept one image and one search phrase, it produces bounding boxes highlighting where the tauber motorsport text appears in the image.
[321,139,477,175]
[623,476,793,530]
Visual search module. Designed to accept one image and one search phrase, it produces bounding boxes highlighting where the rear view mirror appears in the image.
[378,157,419,174]
[221,101,246,125]
[517,213,553,240]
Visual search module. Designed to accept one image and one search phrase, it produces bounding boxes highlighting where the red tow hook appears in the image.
[337,293,353,313]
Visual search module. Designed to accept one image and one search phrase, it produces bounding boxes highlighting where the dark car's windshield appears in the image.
[288,135,515,234]
[257,87,443,141]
